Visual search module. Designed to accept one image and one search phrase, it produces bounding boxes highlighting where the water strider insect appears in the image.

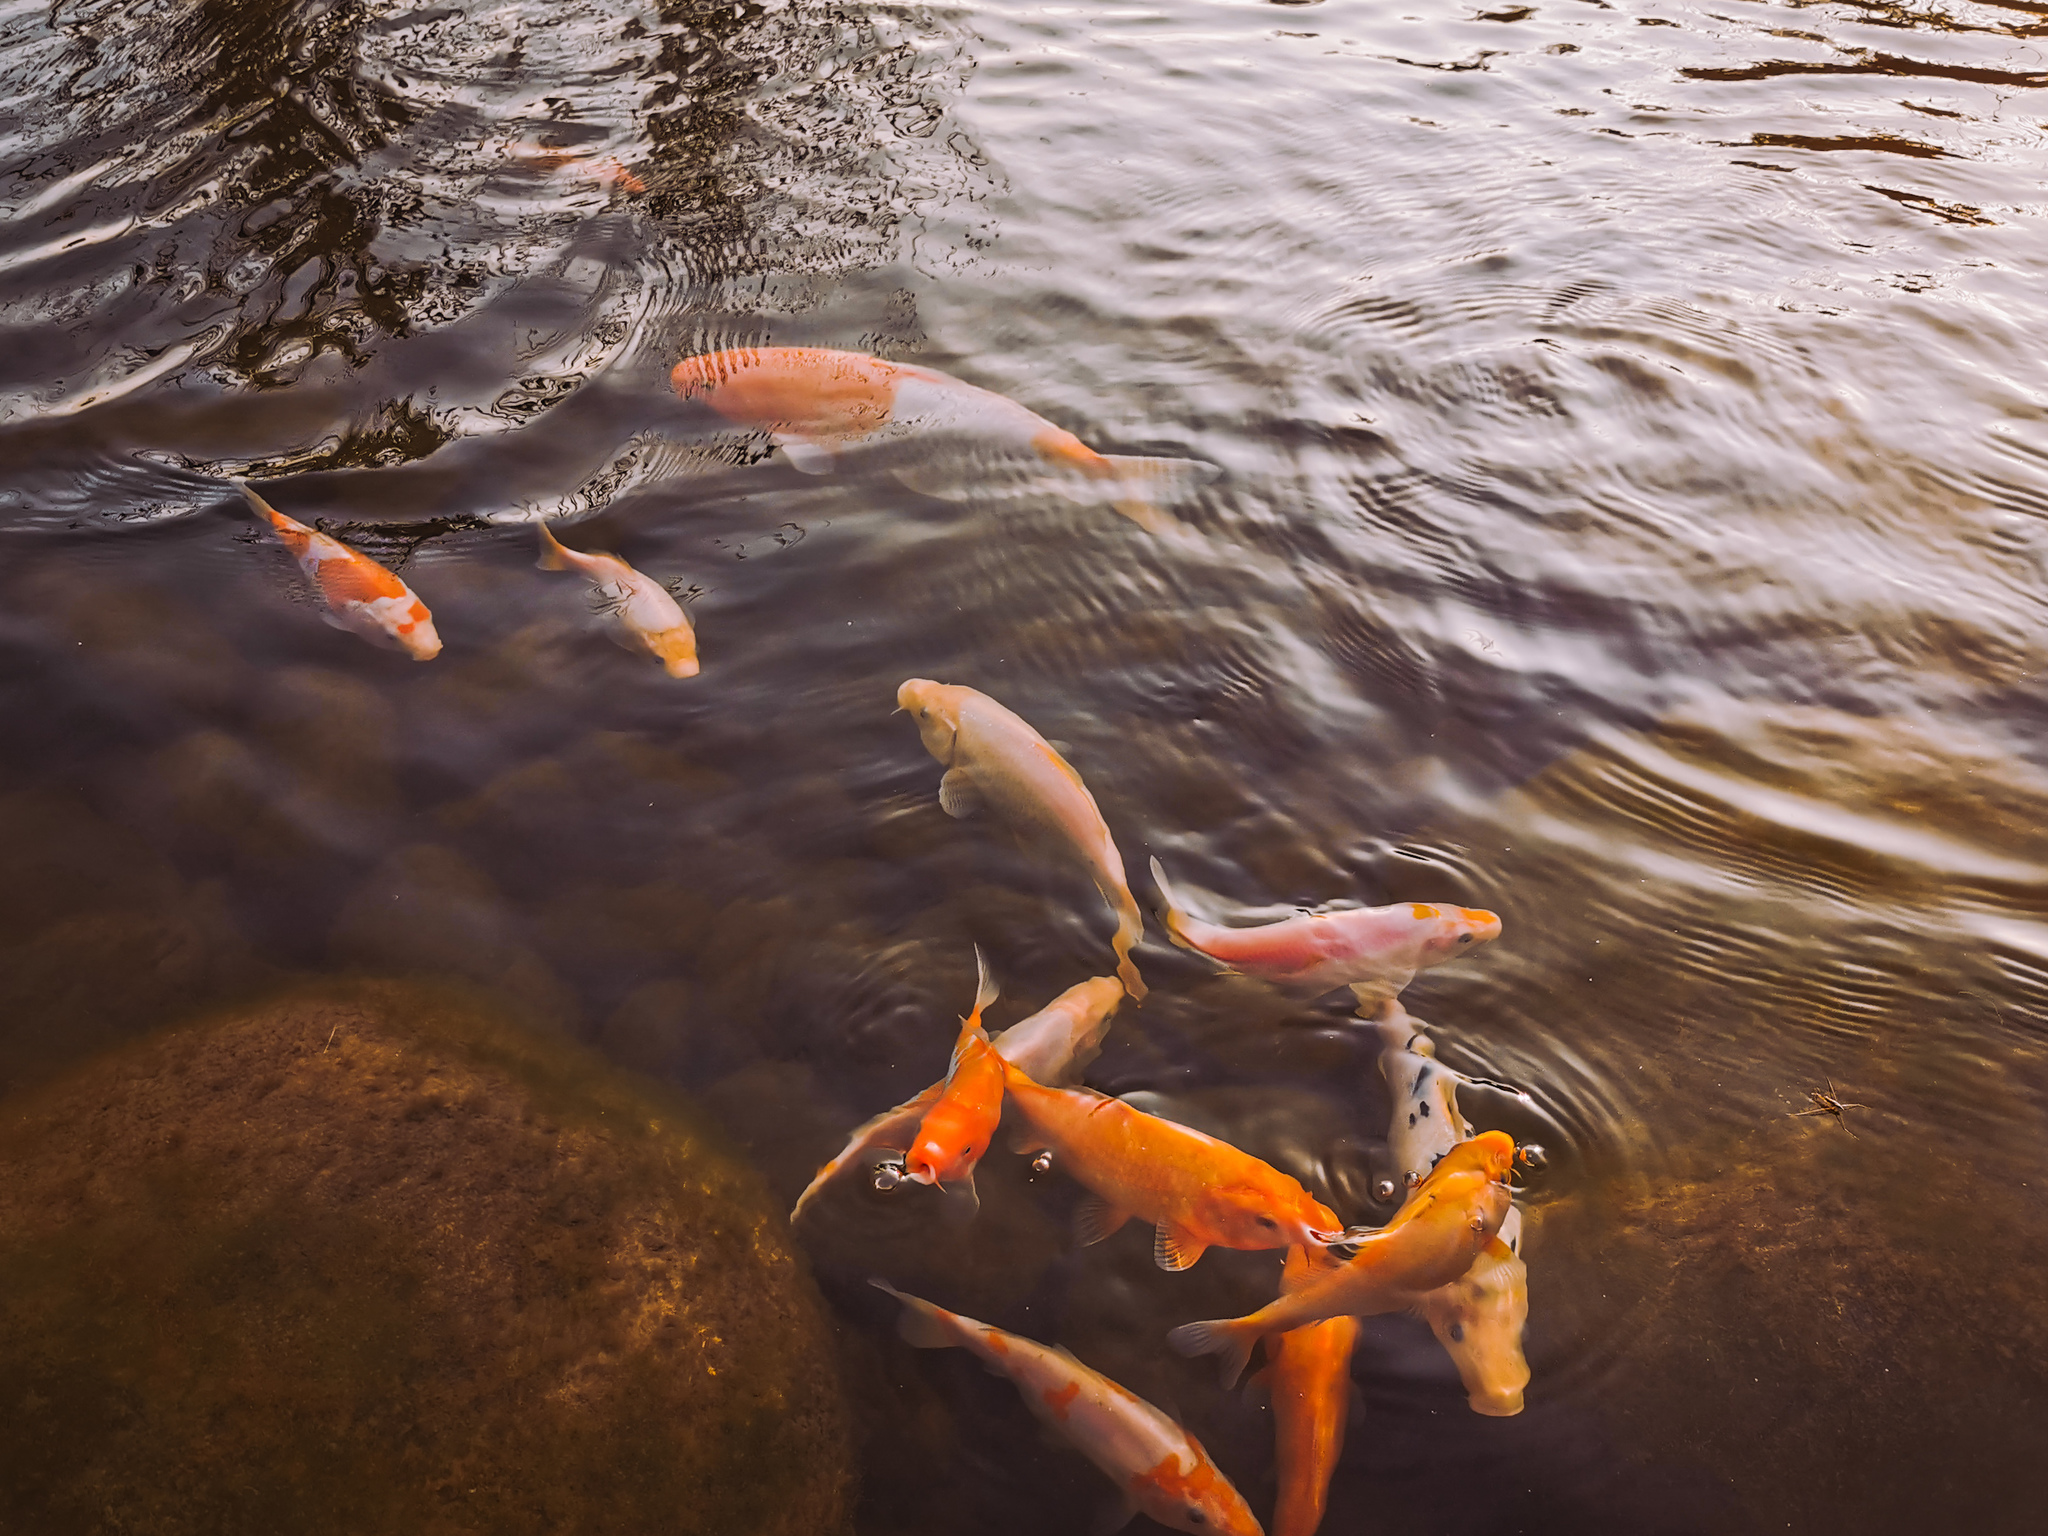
[1792,1080,1868,1136]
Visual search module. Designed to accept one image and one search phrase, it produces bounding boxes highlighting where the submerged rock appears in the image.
[0,979,853,1536]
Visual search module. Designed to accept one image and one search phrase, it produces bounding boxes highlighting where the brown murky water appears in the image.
[4,0,2047,1531]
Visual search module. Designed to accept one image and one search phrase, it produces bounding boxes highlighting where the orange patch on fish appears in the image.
[1042,1380,1081,1420]
[1409,903,1442,920]
[1130,1451,1223,1507]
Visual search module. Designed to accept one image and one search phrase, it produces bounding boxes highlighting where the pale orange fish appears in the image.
[787,973,1125,1223]
[872,1280,1264,1536]
[670,345,1215,532]
[535,521,699,677]
[1001,1055,1342,1271]
[902,948,1003,1220]
[1416,1204,1529,1417]
[1150,858,1499,1010]
[507,141,646,193]
[240,484,441,659]
[1169,1131,1515,1386]
[1259,1245,1359,1536]
[900,679,1147,1000]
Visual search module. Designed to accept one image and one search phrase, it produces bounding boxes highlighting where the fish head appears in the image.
[1417,904,1502,964]
[1130,1449,1263,1536]
[896,678,965,762]
[399,614,443,661]
[1205,1181,1340,1253]
[648,625,700,677]
[1421,1238,1530,1416]
[901,1140,945,1186]
[1428,1129,1517,1187]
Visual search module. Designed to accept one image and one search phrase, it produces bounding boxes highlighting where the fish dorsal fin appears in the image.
[1153,1222,1207,1272]
[1074,1194,1130,1247]
[938,767,983,819]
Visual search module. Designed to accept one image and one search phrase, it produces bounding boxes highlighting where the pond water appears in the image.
[4,0,2047,1531]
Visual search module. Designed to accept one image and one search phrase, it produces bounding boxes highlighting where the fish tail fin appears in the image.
[1147,856,1200,955]
[968,944,1000,1029]
[237,481,299,536]
[1110,894,1147,1003]
[535,521,575,571]
[1099,454,1218,535]
[869,1279,960,1350]
[1167,1317,1259,1390]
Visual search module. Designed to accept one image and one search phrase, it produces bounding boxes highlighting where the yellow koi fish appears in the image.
[788,973,1124,1223]
[241,484,441,659]
[899,679,1146,1000]
[1260,1245,1359,1536]
[1001,1055,1342,1271]
[536,521,699,677]
[872,1281,1263,1536]
[1168,1132,1515,1386]
[1149,858,1499,1010]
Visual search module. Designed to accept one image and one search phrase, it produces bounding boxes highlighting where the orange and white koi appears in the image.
[871,1280,1264,1536]
[1149,857,1500,1010]
[1168,1132,1515,1386]
[900,679,1147,1000]
[536,522,699,677]
[240,483,441,660]
[1259,1245,1359,1536]
[902,949,1004,1220]
[1371,1002,1533,1415]
[670,346,1214,532]
[1001,1055,1342,1271]
[788,972,1125,1223]
[507,141,646,193]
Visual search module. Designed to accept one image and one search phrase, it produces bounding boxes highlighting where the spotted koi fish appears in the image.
[1001,1055,1342,1271]
[669,345,1215,532]
[787,973,1125,1224]
[241,484,441,659]
[536,521,699,677]
[1169,1132,1515,1387]
[1149,857,1499,1010]
[901,679,1147,1000]
[871,1280,1263,1536]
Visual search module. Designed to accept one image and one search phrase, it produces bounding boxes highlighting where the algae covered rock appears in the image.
[0,979,852,1536]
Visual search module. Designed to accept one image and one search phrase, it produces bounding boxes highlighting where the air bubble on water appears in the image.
[1030,1150,1053,1174]
[872,1161,904,1191]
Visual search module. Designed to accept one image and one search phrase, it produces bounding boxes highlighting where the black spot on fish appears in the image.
[1419,1101,1431,1118]
[1408,1112,1417,1127]
[1447,1321,1466,1342]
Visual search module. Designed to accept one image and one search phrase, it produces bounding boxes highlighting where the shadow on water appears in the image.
[4,0,2048,1533]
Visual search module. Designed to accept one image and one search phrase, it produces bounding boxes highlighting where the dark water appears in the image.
[4,0,2047,1531]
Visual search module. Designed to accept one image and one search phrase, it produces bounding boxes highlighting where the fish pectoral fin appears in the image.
[772,433,835,474]
[1153,1223,1208,1272]
[1007,1123,1051,1155]
[935,1171,981,1226]
[938,768,983,819]
[1087,1493,1139,1536]
[1073,1194,1131,1247]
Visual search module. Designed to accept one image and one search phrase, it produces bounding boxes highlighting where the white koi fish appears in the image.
[1149,858,1499,1011]
[241,484,441,660]
[536,521,699,677]
[900,679,1147,1000]
[871,1280,1264,1536]
[788,973,1124,1223]
[670,346,1216,533]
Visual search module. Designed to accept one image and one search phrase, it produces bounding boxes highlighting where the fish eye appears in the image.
[1458,933,1473,944]
[1187,1510,1206,1526]
[1255,1215,1278,1230]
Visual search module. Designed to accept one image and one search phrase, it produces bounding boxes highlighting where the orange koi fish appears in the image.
[1168,1132,1515,1387]
[1001,1055,1342,1271]
[1260,1245,1359,1536]
[240,484,441,659]
[535,521,699,677]
[900,679,1147,1000]
[902,949,1004,1219]
[872,1280,1264,1536]
[1149,857,1499,1010]
[1416,1204,1529,1417]
[669,346,1214,532]
[507,141,646,193]
[787,973,1125,1224]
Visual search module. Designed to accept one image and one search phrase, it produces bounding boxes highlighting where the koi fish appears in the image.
[902,949,1004,1220]
[669,345,1215,533]
[787,973,1125,1223]
[536,521,699,677]
[1000,1055,1342,1271]
[1373,998,1488,1188]
[1260,1245,1359,1536]
[1148,857,1500,1010]
[240,483,441,659]
[900,679,1147,1000]
[871,1280,1263,1536]
[507,141,646,193]
[1168,1131,1515,1387]
[1416,1204,1529,1417]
